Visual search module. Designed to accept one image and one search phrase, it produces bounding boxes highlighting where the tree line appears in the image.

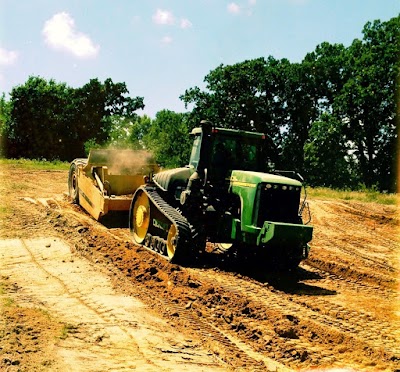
[0,77,144,161]
[0,16,398,191]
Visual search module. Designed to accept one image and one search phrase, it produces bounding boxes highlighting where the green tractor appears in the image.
[130,121,313,269]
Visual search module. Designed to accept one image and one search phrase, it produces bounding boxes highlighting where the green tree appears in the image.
[4,76,144,160]
[181,56,343,173]
[128,115,152,150]
[102,114,153,150]
[180,16,399,189]
[72,78,144,158]
[0,94,10,129]
[180,57,293,165]
[143,110,191,168]
[278,61,319,171]
[0,94,11,157]
[181,57,283,134]
[280,43,349,172]
[303,42,348,114]
[5,76,73,159]
[335,16,400,190]
[304,114,359,188]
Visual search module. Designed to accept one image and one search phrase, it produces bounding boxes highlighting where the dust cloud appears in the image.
[86,149,159,175]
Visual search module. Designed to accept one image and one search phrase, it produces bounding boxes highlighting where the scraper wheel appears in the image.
[68,163,79,203]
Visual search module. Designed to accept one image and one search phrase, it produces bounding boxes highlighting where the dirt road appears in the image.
[0,165,399,371]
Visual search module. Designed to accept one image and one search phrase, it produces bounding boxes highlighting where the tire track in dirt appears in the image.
[308,200,398,289]
[311,200,398,263]
[19,238,154,368]
[301,262,395,299]
[0,237,227,371]
[128,284,288,371]
[187,267,400,370]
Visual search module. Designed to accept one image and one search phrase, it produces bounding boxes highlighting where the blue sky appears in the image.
[0,0,399,118]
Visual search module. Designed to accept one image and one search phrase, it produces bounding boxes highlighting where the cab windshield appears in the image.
[189,134,202,168]
[211,134,269,173]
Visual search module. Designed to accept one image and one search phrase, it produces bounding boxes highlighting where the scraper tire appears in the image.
[68,163,79,204]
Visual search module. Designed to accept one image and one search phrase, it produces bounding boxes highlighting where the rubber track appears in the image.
[141,185,193,260]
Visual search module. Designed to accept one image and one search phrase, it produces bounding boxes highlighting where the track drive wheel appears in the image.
[166,224,178,261]
[131,190,151,244]
[68,163,79,203]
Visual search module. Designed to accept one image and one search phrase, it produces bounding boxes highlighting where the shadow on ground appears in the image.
[190,251,337,297]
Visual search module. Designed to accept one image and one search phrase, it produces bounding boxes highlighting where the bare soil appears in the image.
[0,165,399,371]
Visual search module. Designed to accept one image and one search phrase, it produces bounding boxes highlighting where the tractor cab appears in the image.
[188,122,273,184]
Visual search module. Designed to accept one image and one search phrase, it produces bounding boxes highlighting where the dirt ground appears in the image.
[0,165,399,371]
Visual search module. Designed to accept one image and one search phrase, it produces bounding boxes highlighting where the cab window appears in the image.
[189,134,201,168]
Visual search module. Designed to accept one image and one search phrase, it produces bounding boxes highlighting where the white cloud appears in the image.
[42,12,99,59]
[161,36,173,44]
[152,9,175,25]
[246,0,257,16]
[0,47,18,66]
[180,18,192,29]
[227,3,241,14]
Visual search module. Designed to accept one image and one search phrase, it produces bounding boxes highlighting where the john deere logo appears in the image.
[153,219,169,231]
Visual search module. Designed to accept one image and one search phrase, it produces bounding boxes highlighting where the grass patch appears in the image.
[309,187,398,205]
[59,323,79,339]
[0,200,14,225]
[0,279,16,307]
[38,308,51,318]
[10,182,30,191]
[2,297,15,307]
[0,206,12,216]
[0,158,70,171]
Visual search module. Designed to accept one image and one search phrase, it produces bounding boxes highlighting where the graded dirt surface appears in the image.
[0,164,399,371]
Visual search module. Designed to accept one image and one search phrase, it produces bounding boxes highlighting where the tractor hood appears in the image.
[230,170,302,188]
[153,167,192,192]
